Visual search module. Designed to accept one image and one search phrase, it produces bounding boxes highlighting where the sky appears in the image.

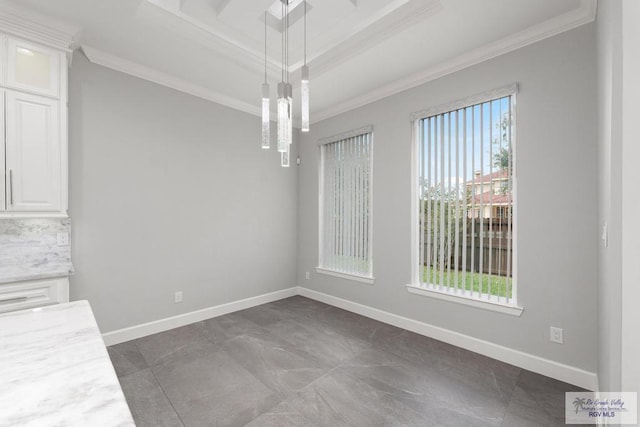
[420,95,512,191]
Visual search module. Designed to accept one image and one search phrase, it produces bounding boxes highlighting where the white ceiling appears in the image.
[0,0,595,124]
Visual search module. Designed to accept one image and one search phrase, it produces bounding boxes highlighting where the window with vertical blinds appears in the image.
[318,127,373,281]
[410,85,518,308]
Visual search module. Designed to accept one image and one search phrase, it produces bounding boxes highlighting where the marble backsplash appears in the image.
[0,218,74,283]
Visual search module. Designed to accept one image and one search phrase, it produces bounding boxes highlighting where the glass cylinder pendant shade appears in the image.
[286,88,293,146]
[277,82,293,152]
[277,88,288,152]
[301,65,309,132]
[261,83,270,149]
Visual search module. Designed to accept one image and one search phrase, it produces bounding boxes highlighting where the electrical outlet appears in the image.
[174,291,183,303]
[305,271,310,280]
[550,326,563,344]
[57,232,69,246]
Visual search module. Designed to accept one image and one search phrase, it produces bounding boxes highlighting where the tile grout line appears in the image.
[130,339,187,427]
[148,364,187,427]
[499,368,524,427]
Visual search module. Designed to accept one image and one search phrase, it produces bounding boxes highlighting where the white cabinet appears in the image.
[0,277,69,314]
[6,37,60,98]
[4,90,61,212]
[0,34,67,217]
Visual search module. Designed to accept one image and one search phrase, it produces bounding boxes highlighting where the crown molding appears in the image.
[81,45,261,117]
[0,5,79,52]
[311,0,597,124]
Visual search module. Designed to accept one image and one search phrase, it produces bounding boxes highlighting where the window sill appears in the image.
[406,283,523,316]
[315,268,375,285]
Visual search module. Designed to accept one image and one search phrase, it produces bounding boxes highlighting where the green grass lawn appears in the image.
[421,265,512,298]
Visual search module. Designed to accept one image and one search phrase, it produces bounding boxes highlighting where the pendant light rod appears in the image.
[284,1,289,83]
[280,1,284,81]
[264,11,267,83]
[301,0,310,132]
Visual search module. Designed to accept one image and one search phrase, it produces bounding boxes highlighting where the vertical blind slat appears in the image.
[453,111,460,293]
[506,98,513,303]
[447,112,453,290]
[425,118,430,285]
[470,106,476,290]
[478,105,484,297]
[462,108,468,294]
[488,102,494,297]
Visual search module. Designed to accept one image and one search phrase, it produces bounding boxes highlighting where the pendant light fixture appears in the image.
[277,0,292,167]
[301,0,309,132]
[262,0,309,167]
[261,12,270,149]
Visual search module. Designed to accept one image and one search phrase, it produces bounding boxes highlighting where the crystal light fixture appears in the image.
[277,81,292,153]
[261,13,270,149]
[262,0,308,167]
[262,83,270,148]
[301,1,309,132]
[277,0,293,167]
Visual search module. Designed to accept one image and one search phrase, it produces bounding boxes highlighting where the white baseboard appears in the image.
[101,284,597,391]
[101,287,297,346]
[297,286,598,391]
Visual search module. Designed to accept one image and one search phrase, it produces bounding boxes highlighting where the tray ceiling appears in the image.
[0,0,595,124]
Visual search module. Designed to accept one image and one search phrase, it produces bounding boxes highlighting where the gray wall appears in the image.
[596,0,622,392]
[298,25,598,372]
[69,53,297,333]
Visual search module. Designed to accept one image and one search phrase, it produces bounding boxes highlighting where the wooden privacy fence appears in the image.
[423,218,513,277]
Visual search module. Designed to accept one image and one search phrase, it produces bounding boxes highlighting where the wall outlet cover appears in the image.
[174,291,183,303]
[56,232,70,246]
[550,326,564,344]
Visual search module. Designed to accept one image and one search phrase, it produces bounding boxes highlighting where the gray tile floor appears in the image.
[108,296,584,426]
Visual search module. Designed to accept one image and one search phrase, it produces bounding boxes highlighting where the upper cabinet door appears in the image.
[5,90,61,212]
[6,37,60,98]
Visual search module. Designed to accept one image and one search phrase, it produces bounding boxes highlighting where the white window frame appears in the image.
[407,84,523,316]
[317,125,374,284]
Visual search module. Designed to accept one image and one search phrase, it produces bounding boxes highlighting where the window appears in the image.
[318,126,373,282]
[496,206,509,219]
[409,85,520,313]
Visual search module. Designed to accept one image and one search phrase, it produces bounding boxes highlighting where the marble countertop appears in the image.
[0,300,134,426]
[0,262,74,284]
